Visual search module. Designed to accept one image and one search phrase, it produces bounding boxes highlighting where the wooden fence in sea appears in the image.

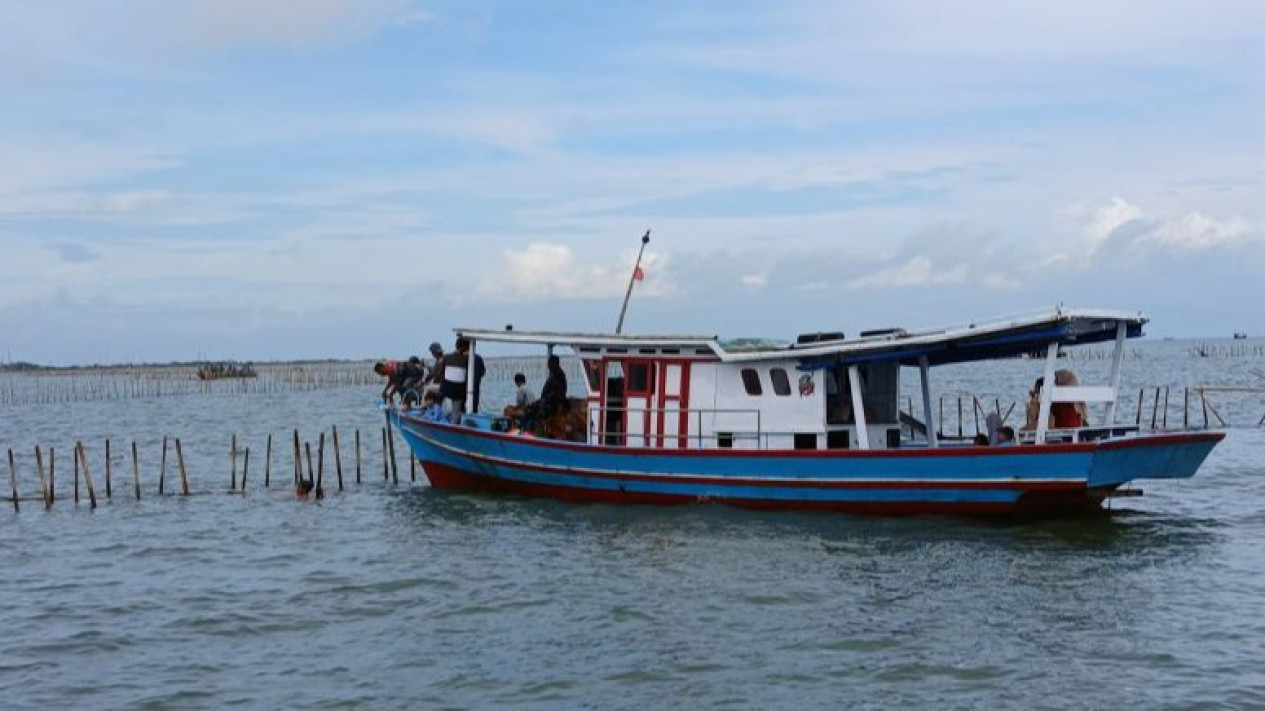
[1,421,428,512]
[0,361,378,406]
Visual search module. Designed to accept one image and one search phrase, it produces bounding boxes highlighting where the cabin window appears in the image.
[628,362,651,393]
[770,368,791,396]
[741,368,763,396]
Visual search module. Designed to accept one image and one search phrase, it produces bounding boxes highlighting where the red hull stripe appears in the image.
[421,462,1101,516]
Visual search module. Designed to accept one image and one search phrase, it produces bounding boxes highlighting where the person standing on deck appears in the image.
[423,342,445,397]
[439,337,481,421]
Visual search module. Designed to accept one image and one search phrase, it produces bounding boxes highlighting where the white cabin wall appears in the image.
[712,363,824,449]
[686,363,719,449]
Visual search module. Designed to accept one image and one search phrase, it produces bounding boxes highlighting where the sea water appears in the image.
[2,340,1265,709]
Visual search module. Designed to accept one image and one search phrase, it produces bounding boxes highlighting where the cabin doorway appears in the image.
[599,358,690,447]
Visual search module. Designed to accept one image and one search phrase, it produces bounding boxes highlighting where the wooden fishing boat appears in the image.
[389,307,1223,516]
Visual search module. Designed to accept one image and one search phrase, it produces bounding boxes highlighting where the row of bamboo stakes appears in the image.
[3,417,417,513]
[915,386,1256,440]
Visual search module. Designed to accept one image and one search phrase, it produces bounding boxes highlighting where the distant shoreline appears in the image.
[0,358,373,373]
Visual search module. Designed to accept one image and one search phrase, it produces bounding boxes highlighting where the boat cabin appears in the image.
[455,308,1146,451]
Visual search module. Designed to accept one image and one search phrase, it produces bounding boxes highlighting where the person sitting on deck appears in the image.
[420,391,445,423]
[996,426,1016,445]
[1022,371,1089,430]
[503,372,537,422]
[1052,369,1089,428]
[522,355,568,433]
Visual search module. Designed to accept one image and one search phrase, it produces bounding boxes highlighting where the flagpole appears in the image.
[615,230,651,334]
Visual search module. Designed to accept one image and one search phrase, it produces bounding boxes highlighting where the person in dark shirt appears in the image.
[521,355,569,436]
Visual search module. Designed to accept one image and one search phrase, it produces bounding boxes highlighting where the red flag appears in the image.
[633,265,645,282]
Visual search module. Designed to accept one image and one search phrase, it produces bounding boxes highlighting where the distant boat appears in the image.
[1234,331,1248,340]
[387,307,1224,518]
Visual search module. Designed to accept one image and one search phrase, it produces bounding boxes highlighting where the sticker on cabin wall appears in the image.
[798,373,815,397]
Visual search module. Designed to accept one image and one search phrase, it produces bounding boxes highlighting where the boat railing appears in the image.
[1017,424,1141,445]
[586,403,775,449]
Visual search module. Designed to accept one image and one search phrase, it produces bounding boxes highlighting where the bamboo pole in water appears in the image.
[241,448,250,492]
[265,434,273,488]
[159,436,168,495]
[1151,386,1161,429]
[1135,388,1144,426]
[131,441,141,501]
[7,448,18,512]
[332,426,344,492]
[1162,387,1170,429]
[175,438,190,496]
[355,429,362,485]
[105,439,112,499]
[230,434,237,491]
[316,432,325,499]
[49,447,55,504]
[385,412,399,481]
[292,430,301,486]
[76,442,98,509]
[381,428,388,482]
[34,446,50,509]
[304,441,315,489]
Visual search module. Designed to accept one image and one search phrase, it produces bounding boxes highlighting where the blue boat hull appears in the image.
[392,413,1224,516]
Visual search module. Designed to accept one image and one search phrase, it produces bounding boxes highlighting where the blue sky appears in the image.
[2,0,1263,365]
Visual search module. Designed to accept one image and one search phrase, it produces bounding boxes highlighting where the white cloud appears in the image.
[1144,211,1257,250]
[847,256,968,290]
[476,243,669,302]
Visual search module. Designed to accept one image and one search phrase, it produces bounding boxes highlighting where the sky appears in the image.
[2,0,1264,365]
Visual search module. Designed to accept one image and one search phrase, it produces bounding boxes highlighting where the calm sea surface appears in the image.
[3,339,1265,709]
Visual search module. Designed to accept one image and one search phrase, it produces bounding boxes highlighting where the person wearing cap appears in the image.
[421,341,444,398]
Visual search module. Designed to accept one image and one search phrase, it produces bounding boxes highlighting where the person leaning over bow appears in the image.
[373,360,408,404]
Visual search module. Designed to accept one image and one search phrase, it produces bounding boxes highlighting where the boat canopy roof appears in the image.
[456,307,1145,368]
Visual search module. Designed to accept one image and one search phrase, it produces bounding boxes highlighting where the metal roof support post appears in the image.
[1102,321,1127,425]
[1035,342,1059,444]
[919,356,938,448]
[465,338,477,416]
[848,364,870,450]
